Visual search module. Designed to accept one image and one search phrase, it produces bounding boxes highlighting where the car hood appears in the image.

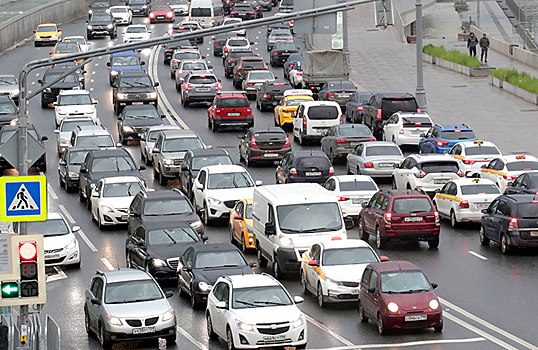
[43,232,76,250]
[50,82,81,89]
[147,242,196,261]
[67,164,82,173]
[162,151,187,160]
[111,65,141,72]
[169,4,188,9]
[233,305,302,323]
[56,104,95,113]
[35,31,58,36]
[194,266,253,285]
[105,298,171,318]
[322,264,369,283]
[382,291,439,311]
[152,10,170,15]
[99,196,135,210]
[117,86,155,93]
[205,187,255,202]
[112,13,130,19]
[123,118,163,128]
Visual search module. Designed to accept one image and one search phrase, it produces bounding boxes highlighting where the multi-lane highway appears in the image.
[2,3,538,350]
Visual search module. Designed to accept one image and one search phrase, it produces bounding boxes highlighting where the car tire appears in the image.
[377,314,385,335]
[300,270,309,295]
[257,245,268,268]
[356,166,361,175]
[299,133,305,146]
[86,191,92,210]
[126,252,132,268]
[358,219,369,241]
[227,327,236,350]
[317,283,325,308]
[479,225,490,246]
[358,301,368,323]
[434,322,443,332]
[97,210,104,230]
[190,285,200,309]
[207,313,217,339]
[159,167,168,186]
[347,164,352,175]
[166,333,177,345]
[211,120,217,133]
[59,175,65,189]
[84,308,91,335]
[241,234,248,254]
[450,210,459,228]
[392,177,398,190]
[41,99,48,108]
[99,322,112,349]
[428,237,439,249]
[376,226,387,249]
[203,203,211,226]
[501,234,512,255]
[79,186,85,202]
[273,259,282,279]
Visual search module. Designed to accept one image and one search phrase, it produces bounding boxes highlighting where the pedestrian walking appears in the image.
[479,33,490,63]
[467,32,478,57]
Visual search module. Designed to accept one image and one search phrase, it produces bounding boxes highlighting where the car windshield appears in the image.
[381,270,431,294]
[163,138,203,152]
[224,19,241,24]
[365,145,402,157]
[277,203,342,233]
[233,285,292,309]
[323,247,378,266]
[60,119,94,132]
[391,197,433,214]
[460,184,501,195]
[207,172,254,189]
[65,38,86,47]
[76,135,115,147]
[112,56,140,66]
[110,7,128,13]
[37,25,56,32]
[308,106,339,120]
[58,94,92,105]
[339,181,378,192]
[92,156,136,172]
[230,52,254,60]
[254,132,285,142]
[216,97,249,107]
[0,76,16,85]
[358,93,374,103]
[170,0,188,3]
[464,146,500,156]
[119,76,152,88]
[506,161,538,171]
[195,250,246,269]
[189,76,217,84]
[228,39,248,46]
[420,161,459,174]
[69,150,90,165]
[441,130,476,140]
[338,126,371,137]
[0,102,15,114]
[45,73,77,83]
[148,227,199,245]
[144,199,193,215]
[105,280,163,304]
[127,26,147,34]
[286,98,312,106]
[103,182,143,197]
[296,157,330,169]
[191,8,211,16]
[153,5,170,11]
[192,155,232,171]
[271,30,292,37]
[125,108,159,119]
[54,43,78,54]
[26,219,69,237]
[91,14,112,22]
[174,52,200,60]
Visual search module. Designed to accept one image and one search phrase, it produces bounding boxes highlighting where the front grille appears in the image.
[45,248,63,254]
[45,257,65,264]
[68,112,85,116]
[256,338,292,345]
[145,317,159,326]
[224,200,237,209]
[93,25,106,30]
[167,258,179,270]
[125,93,149,99]
[40,36,51,39]
[341,281,359,288]
[126,319,142,327]
[173,159,182,165]
[337,294,358,300]
[257,326,289,335]
[132,126,147,134]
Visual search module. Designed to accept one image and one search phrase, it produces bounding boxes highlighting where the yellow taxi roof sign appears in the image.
[516,155,526,159]
[472,178,480,183]
[473,140,484,145]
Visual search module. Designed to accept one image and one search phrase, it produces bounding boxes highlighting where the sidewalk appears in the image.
[310,1,538,153]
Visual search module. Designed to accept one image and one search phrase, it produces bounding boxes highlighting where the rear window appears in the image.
[173,52,200,60]
[402,116,431,125]
[265,83,291,93]
[506,161,538,171]
[286,98,311,106]
[440,130,476,140]
[228,39,248,46]
[327,81,355,90]
[216,97,249,108]
[307,106,339,120]
[358,93,374,104]
[255,132,285,141]
[249,71,273,80]
[420,161,459,174]
[339,181,377,192]
[460,184,501,195]
[391,197,433,214]
[365,145,402,157]
[296,157,330,169]
[188,76,217,84]
[464,146,500,156]
[338,126,371,137]
[516,202,538,217]
[381,98,418,112]
[242,60,265,68]
[190,7,211,16]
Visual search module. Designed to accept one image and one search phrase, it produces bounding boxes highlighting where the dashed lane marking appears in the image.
[314,337,485,349]
[176,326,208,350]
[100,258,114,270]
[47,183,58,200]
[468,250,488,260]
[304,313,354,346]
[58,204,75,223]
[78,229,98,252]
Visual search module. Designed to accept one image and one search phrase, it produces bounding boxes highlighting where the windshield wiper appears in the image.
[133,81,150,87]
[204,264,240,269]
[253,300,287,306]
[235,300,256,307]
[121,82,135,87]
[163,229,177,244]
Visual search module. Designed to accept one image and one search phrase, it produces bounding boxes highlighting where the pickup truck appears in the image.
[302,50,349,98]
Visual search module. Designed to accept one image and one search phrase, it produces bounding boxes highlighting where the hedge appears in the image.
[490,68,538,95]
[423,44,481,68]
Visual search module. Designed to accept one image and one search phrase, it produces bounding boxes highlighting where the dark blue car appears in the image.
[128,0,150,16]
[107,50,144,85]
[419,124,477,154]
[345,91,376,123]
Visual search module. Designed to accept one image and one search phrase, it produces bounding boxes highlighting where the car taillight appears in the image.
[212,18,215,24]
[456,169,464,177]
[215,41,219,45]
[335,139,348,144]
[273,52,278,55]
[228,59,233,63]
[376,109,382,119]
[327,93,334,98]
[183,83,191,89]
[437,140,449,147]
[463,160,476,164]
[417,108,421,113]
[414,170,426,178]
[251,136,258,148]
[503,175,515,180]
[357,106,363,111]
[177,70,183,75]
[459,200,469,208]
[329,166,334,176]
[284,135,290,147]
[364,162,374,168]
[224,48,229,53]
[384,212,392,224]
[290,168,298,177]
[508,217,518,230]
[247,82,255,86]
[415,122,422,126]
[367,138,377,141]
[337,196,349,201]
[231,11,237,14]
[289,63,294,68]
[434,211,439,223]
[398,124,404,134]
[303,115,307,129]
[296,73,303,76]
[340,114,343,124]
[263,94,269,99]
[216,82,222,89]
[248,11,254,14]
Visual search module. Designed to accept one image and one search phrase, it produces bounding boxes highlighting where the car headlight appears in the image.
[106,315,122,326]
[122,126,134,132]
[190,220,202,230]
[143,4,147,8]
[87,25,93,30]
[236,320,253,332]
[163,159,174,165]
[101,205,114,213]
[149,92,157,99]
[65,238,77,250]
[57,109,66,116]
[279,236,293,247]
[88,109,95,115]
[246,224,254,233]
[326,277,341,288]
[207,197,222,205]
[68,171,79,178]
[110,70,119,76]
[387,302,399,313]
[163,309,174,321]
[292,316,304,328]
[116,92,128,100]
[152,259,166,267]
[89,9,93,14]
[198,281,212,291]
[429,299,439,310]
[59,139,69,146]
[107,24,113,29]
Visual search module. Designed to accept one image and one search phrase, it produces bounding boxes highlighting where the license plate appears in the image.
[352,198,363,204]
[121,215,128,221]
[476,203,489,209]
[157,16,164,19]
[197,88,210,92]
[132,102,144,105]
[264,153,279,157]
[263,335,285,342]
[132,326,155,334]
[45,254,60,260]
[305,171,321,176]
[405,315,427,322]
[337,93,350,98]
[405,217,423,222]
[379,163,393,167]
[351,288,359,294]
[42,39,50,41]
[434,179,448,184]
[530,231,538,237]
[228,112,241,116]
[411,130,422,134]
[282,52,290,55]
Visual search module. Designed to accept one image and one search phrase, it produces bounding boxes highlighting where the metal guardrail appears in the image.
[45,316,59,350]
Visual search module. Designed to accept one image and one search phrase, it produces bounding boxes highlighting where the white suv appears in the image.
[54,90,98,127]
[206,274,307,350]
[222,37,252,57]
[292,101,342,145]
[392,154,464,195]
[381,112,433,146]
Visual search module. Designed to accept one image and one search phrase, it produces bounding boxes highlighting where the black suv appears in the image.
[39,66,84,108]
[269,42,300,67]
[0,93,17,126]
[58,146,99,192]
[362,93,419,139]
[112,70,159,114]
[480,194,538,254]
[117,105,164,144]
[255,80,291,111]
[86,11,117,39]
[0,124,48,174]
[275,150,334,184]
[231,2,257,20]
[223,48,254,78]
[88,1,111,18]
[127,189,204,236]
[505,173,538,195]
[78,149,146,207]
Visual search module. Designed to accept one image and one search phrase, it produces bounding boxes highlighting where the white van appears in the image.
[292,100,342,145]
[252,183,352,278]
[189,0,224,27]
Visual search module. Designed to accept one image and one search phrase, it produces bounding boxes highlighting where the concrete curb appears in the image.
[489,75,538,104]
[422,53,495,77]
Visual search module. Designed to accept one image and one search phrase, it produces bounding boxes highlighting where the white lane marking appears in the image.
[100,258,114,270]
[90,79,95,83]
[254,41,258,45]
[256,36,259,39]
[98,56,102,59]
[176,325,208,350]
[443,312,518,350]
[304,313,354,346]
[440,298,538,350]
[255,47,259,50]
[28,90,32,94]
[47,183,58,200]
[468,250,488,260]
[46,267,68,283]
[258,31,261,33]
[318,337,485,350]
[31,82,35,85]
[78,229,98,252]
[207,47,210,50]
[35,73,39,77]
[95,63,99,67]
[92,71,96,75]
[90,88,94,91]
[58,205,75,224]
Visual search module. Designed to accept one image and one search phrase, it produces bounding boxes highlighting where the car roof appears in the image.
[455,140,497,148]
[101,176,142,184]
[68,145,100,152]
[61,116,94,124]
[90,149,129,158]
[101,268,153,283]
[123,104,157,111]
[380,189,428,197]
[299,101,340,108]
[191,243,239,253]
[436,124,472,131]
[363,141,398,147]
[190,148,229,157]
[447,178,497,186]
[203,165,248,174]
[144,189,186,201]
[112,50,139,57]
[58,89,90,96]
[502,194,538,203]
[147,125,181,133]
[320,238,374,250]
[118,70,149,77]
[75,125,110,136]
[330,175,375,182]
[369,260,420,273]
[37,23,57,28]
[497,154,538,163]
[161,129,199,139]
[410,153,456,162]
[249,126,285,133]
[375,93,415,98]
[291,150,327,158]
[395,112,431,118]
[227,274,280,289]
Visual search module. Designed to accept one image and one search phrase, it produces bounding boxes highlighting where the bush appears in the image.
[423,44,481,68]
[490,68,538,94]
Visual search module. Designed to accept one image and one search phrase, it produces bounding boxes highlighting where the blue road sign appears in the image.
[0,176,47,222]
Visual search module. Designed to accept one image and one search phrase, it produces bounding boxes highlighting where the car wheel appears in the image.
[64,177,71,193]
[257,246,268,268]
[428,237,439,249]
[479,225,490,246]
[207,313,217,339]
[299,133,305,146]
[99,322,112,349]
[377,314,385,335]
[241,234,248,254]
[229,225,236,244]
[273,258,282,279]
[347,164,352,175]
[434,322,443,332]
[126,252,132,268]
[190,285,200,309]
[159,167,168,186]
[86,191,92,211]
[97,210,104,230]
[358,219,369,241]
[79,187,85,202]
[84,308,91,335]
[450,210,459,228]
[170,72,175,79]
[358,301,368,323]
[203,203,211,226]
[300,270,309,295]
[356,166,361,175]
[329,149,334,164]
[227,327,236,350]
[317,283,325,308]
[59,175,65,189]
[376,226,387,249]
[501,234,512,254]
[166,333,177,345]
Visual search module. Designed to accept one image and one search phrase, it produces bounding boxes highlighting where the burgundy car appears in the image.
[358,261,443,334]
[358,190,440,249]
[149,4,175,23]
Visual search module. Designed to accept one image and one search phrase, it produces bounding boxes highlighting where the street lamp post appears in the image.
[415,0,427,112]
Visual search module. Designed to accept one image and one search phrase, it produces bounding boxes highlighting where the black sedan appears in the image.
[126,220,207,280]
[318,80,358,113]
[345,91,376,123]
[177,243,255,308]
[320,124,376,163]
[505,172,538,195]
[270,42,300,67]
[117,105,165,144]
[223,49,254,78]
[275,150,334,184]
[255,80,292,111]
[58,146,99,192]
[39,66,84,108]
[239,127,291,166]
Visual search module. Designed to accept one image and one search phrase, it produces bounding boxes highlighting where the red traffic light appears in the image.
[19,242,37,261]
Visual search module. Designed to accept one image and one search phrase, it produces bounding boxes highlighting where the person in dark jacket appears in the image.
[467,32,479,57]
[479,33,490,63]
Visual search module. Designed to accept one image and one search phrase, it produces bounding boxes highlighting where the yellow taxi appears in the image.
[274,89,313,127]
[229,198,254,252]
[479,154,538,193]
[33,23,61,47]
[50,41,83,64]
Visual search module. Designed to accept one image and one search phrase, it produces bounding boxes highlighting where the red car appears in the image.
[358,190,440,249]
[149,5,175,23]
[207,92,254,132]
[358,261,443,334]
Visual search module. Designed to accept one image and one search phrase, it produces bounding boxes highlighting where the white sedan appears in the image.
[479,154,538,192]
[91,176,148,229]
[289,66,303,88]
[433,178,501,227]
[62,35,90,52]
[110,6,132,25]
[447,140,502,177]
[122,25,151,43]
[54,89,98,127]
[381,112,433,146]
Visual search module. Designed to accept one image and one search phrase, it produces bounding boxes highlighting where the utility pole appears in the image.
[415,0,427,112]
[343,0,349,56]
[477,0,481,28]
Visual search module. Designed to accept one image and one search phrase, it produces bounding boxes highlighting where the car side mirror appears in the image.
[54,129,60,134]
[380,256,389,262]
[431,283,438,290]
[507,181,513,187]
[152,148,160,154]
[90,298,101,306]
[139,135,146,141]
[116,143,122,148]
[481,164,487,169]
[434,189,440,194]
[393,163,400,169]
[307,260,318,267]
[59,159,66,165]
[367,287,376,294]
[72,226,81,232]
[106,62,111,67]
[234,214,242,220]
[154,82,159,87]
[92,99,98,104]
[255,180,263,186]
[161,114,166,118]
[91,189,99,197]
[139,165,146,171]
[165,291,173,298]
[419,133,425,137]
[80,167,87,173]
[264,222,276,235]
[86,21,89,24]
[196,184,203,191]
[361,202,368,208]
[129,211,140,217]
[141,61,146,65]
[481,208,489,214]
[215,301,228,309]
[344,216,354,230]
[202,236,209,242]
[117,116,123,120]
[274,76,278,79]
[249,262,257,268]
[208,65,213,69]
[293,296,304,304]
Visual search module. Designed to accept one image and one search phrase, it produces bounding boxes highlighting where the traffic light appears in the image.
[19,242,39,298]
[1,282,19,298]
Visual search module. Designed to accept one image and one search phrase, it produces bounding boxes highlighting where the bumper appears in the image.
[130,8,149,15]
[45,245,80,266]
[232,325,306,349]
[113,18,130,25]
[87,30,113,37]
[287,176,329,184]
[455,210,484,223]
[34,37,59,44]
[249,149,289,162]
[395,134,421,146]
[149,265,178,280]
[99,209,129,226]
[436,145,452,154]
[340,200,368,217]
[150,17,174,23]
[121,129,144,141]
[279,112,294,125]
[213,116,254,127]
[184,92,218,103]
[383,226,440,241]
[106,323,176,342]
[117,99,157,108]
[65,176,80,188]
[359,168,395,178]
[506,232,538,248]
[382,311,442,331]
[161,164,181,177]
[207,202,234,220]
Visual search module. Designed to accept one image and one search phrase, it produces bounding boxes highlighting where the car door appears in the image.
[178,248,195,291]
[362,193,380,233]
[129,226,148,268]
[383,114,397,141]
[211,281,231,337]
[419,127,434,153]
[91,180,104,218]
[394,157,410,189]
[362,268,380,319]
[128,195,143,234]
[276,153,291,183]
[481,199,498,237]
[153,133,164,168]
[239,130,251,159]
[293,105,304,136]
[78,154,91,196]
[193,170,207,209]
[435,182,452,216]
[86,277,104,330]
[305,244,321,292]
[233,201,245,241]
[352,144,364,174]
[481,159,499,183]
[259,204,277,259]
[506,174,524,194]
[492,200,510,242]
[519,174,534,194]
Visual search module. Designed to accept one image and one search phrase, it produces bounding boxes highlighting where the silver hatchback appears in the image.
[346,141,404,177]
[84,269,176,348]
[180,72,221,107]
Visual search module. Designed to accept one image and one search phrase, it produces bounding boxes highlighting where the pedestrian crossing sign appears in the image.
[0,176,47,223]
